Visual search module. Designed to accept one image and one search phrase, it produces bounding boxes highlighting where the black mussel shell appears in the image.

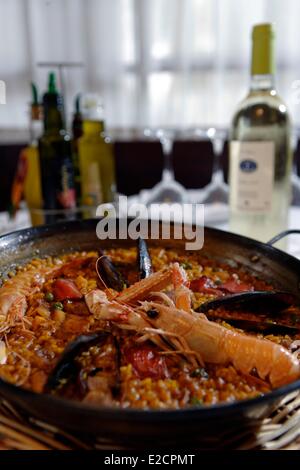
[44,332,109,392]
[96,252,126,291]
[138,237,152,280]
[198,291,297,314]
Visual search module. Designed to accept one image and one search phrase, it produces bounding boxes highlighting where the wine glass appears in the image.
[142,128,188,205]
[196,127,229,204]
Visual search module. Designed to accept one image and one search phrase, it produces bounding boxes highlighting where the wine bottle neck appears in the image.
[250,74,276,93]
[44,107,64,132]
[250,24,275,88]
[42,90,65,133]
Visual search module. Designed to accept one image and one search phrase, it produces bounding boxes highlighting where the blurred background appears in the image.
[2,0,300,130]
[1,0,300,247]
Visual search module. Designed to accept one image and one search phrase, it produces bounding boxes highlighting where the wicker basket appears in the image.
[1,391,300,450]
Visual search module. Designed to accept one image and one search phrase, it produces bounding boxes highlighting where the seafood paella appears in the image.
[0,239,299,410]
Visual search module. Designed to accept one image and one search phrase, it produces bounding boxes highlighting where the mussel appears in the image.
[44,331,109,392]
[138,237,152,279]
[197,291,300,331]
[198,291,297,314]
[96,238,153,289]
[96,251,126,292]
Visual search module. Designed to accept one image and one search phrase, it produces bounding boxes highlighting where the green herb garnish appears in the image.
[191,368,209,379]
[190,397,203,407]
[45,292,54,302]
[53,302,63,310]
[181,262,192,270]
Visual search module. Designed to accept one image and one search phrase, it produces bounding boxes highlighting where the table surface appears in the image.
[1,204,300,258]
[205,204,300,260]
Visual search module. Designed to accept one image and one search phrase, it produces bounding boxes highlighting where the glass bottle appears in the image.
[71,93,83,204]
[78,94,115,210]
[229,24,292,244]
[38,72,76,224]
[11,83,43,225]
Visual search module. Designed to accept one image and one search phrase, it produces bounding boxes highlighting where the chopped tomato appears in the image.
[52,279,83,301]
[190,276,223,296]
[124,344,169,380]
[219,279,254,294]
[190,276,253,296]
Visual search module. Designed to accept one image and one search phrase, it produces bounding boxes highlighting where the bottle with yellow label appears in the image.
[25,83,44,225]
[78,94,115,212]
[229,24,292,244]
[11,83,43,225]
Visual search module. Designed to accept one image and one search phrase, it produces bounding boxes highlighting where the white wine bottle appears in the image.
[229,23,292,244]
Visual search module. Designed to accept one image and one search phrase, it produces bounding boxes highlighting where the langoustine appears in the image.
[0,264,57,333]
[85,263,300,388]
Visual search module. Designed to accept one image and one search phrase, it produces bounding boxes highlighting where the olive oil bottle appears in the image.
[11,83,43,225]
[24,84,43,225]
[229,24,292,243]
[39,72,76,223]
[78,94,115,209]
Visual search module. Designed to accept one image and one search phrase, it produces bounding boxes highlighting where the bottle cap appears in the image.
[251,23,275,75]
[31,82,39,105]
[252,23,274,40]
[30,82,42,120]
[48,72,57,94]
[81,93,104,121]
[43,72,63,109]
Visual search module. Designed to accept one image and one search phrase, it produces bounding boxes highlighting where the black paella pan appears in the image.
[0,218,300,446]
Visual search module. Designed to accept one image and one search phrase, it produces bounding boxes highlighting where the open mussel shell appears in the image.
[96,251,126,292]
[204,308,300,332]
[138,237,152,279]
[44,332,109,392]
[198,291,297,315]
[197,290,300,332]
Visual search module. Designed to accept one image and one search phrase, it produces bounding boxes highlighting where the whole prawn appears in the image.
[0,265,57,332]
[85,263,300,388]
[139,301,300,388]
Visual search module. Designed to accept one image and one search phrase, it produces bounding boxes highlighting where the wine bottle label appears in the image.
[230,141,275,213]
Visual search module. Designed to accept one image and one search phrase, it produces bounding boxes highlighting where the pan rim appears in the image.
[0,373,300,420]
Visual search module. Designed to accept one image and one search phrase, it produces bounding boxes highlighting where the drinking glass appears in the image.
[142,128,188,205]
[196,128,229,204]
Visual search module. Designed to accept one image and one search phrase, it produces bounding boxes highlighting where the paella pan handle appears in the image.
[267,230,300,246]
